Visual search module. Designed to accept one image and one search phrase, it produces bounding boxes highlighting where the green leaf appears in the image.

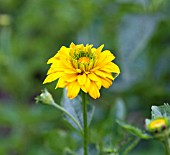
[117,120,152,139]
[114,98,126,121]
[61,89,95,131]
[151,103,170,119]
[103,148,119,155]
[35,89,83,133]
[117,13,160,89]
[63,148,77,155]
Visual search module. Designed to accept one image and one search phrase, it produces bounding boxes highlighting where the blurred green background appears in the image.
[0,0,170,154]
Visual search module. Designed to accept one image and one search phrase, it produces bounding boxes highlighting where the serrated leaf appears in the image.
[61,89,95,131]
[117,120,152,139]
[151,103,170,119]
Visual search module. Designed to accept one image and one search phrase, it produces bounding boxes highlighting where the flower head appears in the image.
[43,43,120,99]
[146,117,169,133]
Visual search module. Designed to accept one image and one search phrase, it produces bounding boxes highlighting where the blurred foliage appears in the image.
[0,0,170,154]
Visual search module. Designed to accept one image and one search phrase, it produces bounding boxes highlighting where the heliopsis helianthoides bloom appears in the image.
[43,43,120,99]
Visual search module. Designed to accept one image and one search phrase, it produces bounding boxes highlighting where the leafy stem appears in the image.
[51,100,83,134]
[122,137,140,155]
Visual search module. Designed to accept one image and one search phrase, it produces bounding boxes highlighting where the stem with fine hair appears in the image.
[82,92,88,155]
[163,137,170,155]
[51,100,83,134]
[123,138,140,155]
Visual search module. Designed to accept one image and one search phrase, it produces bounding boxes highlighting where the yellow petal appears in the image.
[81,85,87,93]
[64,69,77,74]
[50,60,63,67]
[101,50,115,59]
[67,81,81,99]
[76,69,82,73]
[64,73,78,82]
[43,72,64,84]
[55,77,68,89]
[88,72,99,81]
[94,70,114,80]
[93,70,106,78]
[70,42,76,49]
[84,77,91,92]
[47,63,65,75]
[95,80,102,89]
[78,73,86,85]
[86,44,93,51]
[95,44,104,57]
[97,50,115,67]
[79,63,85,72]
[59,46,70,57]
[101,78,112,88]
[100,62,120,73]
[87,61,94,71]
[47,57,54,64]
[62,59,74,69]
[72,59,78,69]
[89,81,100,99]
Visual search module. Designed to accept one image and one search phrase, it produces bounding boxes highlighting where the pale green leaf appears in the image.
[151,103,170,119]
[117,120,152,139]
[61,89,95,131]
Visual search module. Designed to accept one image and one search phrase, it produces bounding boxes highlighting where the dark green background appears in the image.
[0,0,170,154]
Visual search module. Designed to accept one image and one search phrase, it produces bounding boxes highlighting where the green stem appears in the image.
[123,138,140,155]
[51,101,83,134]
[82,92,88,155]
[163,137,170,155]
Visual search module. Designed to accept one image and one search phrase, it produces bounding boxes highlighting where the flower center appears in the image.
[78,57,90,63]
[149,118,167,129]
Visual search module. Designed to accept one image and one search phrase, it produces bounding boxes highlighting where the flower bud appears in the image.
[146,117,170,139]
[35,89,54,105]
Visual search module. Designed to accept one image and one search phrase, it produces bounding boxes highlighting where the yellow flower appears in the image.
[147,118,168,133]
[43,43,120,99]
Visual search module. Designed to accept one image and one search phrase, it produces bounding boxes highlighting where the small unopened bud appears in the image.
[146,118,168,133]
[35,89,54,105]
[146,117,170,139]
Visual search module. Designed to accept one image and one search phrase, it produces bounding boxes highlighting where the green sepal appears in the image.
[117,120,152,139]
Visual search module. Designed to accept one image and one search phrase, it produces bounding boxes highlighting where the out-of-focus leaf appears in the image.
[151,103,170,119]
[115,13,161,91]
[103,147,119,155]
[117,120,152,139]
[114,98,126,120]
[88,143,99,155]
[116,0,149,5]
[77,143,99,155]
[61,89,95,130]
[119,14,160,61]
[63,148,77,155]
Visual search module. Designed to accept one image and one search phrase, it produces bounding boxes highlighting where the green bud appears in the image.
[35,89,54,105]
[146,117,170,139]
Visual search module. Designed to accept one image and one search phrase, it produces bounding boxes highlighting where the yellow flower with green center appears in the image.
[43,43,120,99]
[147,118,168,133]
